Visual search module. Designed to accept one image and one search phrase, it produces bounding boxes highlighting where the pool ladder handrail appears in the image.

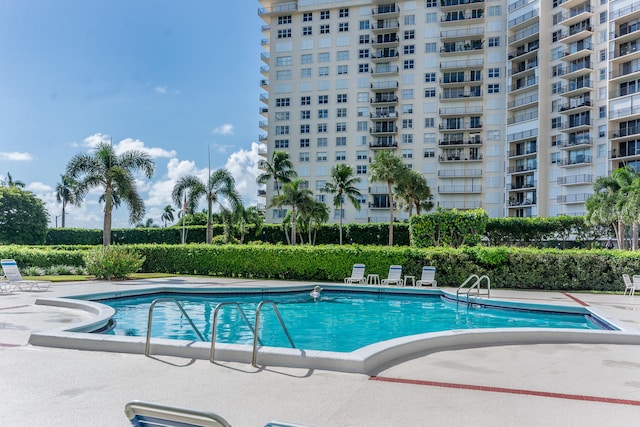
[210,302,261,363]
[252,300,296,367]
[456,274,491,305]
[145,298,206,357]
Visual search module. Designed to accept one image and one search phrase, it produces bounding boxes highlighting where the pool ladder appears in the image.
[456,274,491,306]
[145,298,295,367]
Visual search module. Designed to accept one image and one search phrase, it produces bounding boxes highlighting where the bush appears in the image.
[83,246,145,280]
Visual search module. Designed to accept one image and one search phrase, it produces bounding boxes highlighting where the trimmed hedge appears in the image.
[4,244,638,292]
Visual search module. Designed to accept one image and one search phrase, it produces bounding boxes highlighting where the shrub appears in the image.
[83,246,145,280]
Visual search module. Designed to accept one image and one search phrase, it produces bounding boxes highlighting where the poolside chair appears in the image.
[416,266,438,287]
[381,265,403,286]
[631,275,640,297]
[344,263,367,284]
[125,401,232,427]
[0,259,51,291]
[623,274,635,296]
[0,275,17,294]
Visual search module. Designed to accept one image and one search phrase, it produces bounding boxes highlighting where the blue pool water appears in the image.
[98,290,608,353]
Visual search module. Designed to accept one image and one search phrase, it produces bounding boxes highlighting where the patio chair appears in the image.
[0,274,17,294]
[125,401,232,427]
[623,274,635,296]
[0,259,51,291]
[631,275,640,297]
[416,266,438,287]
[381,265,403,286]
[344,263,367,284]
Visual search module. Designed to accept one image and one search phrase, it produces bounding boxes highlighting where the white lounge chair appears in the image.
[381,265,403,286]
[623,274,635,296]
[0,275,17,294]
[0,259,51,291]
[631,275,640,297]
[416,266,438,287]
[344,263,367,284]
[125,401,232,427]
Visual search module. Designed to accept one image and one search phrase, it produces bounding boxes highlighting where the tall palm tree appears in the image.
[171,168,241,244]
[322,163,362,245]
[1,172,25,188]
[300,199,329,245]
[395,170,434,216]
[269,178,313,245]
[616,166,640,250]
[234,204,264,244]
[55,174,78,228]
[66,141,155,246]
[256,150,297,196]
[369,150,409,246]
[161,205,175,227]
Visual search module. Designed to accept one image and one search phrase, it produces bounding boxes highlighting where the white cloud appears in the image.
[0,151,33,161]
[212,124,234,136]
[225,142,262,208]
[154,86,168,94]
[26,182,52,193]
[114,138,176,158]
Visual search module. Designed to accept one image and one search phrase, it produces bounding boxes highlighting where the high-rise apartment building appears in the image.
[257,0,634,223]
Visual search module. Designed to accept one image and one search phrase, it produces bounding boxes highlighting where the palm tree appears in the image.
[269,178,313,245]
[55,174,78,228]
[234,204,264,244]
[256,151,297,196]
[616,167,640,250]
[369,151,409,246]
[161,205,175,227]
[66,141,155,246]
[171,168,241,244]
[322,164,362,245]
[395,170,434,216]
[300,199,329,245]
[1,172,25,188]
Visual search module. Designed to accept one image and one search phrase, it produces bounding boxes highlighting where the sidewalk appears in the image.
[1,278,640,426]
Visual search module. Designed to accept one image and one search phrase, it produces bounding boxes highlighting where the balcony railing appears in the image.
[558,155,592,166]
[507,163,538,173]
[508,23,539,44]
[610,105,640,120]
[557,174,592,185]
[507,93,539,109]
[438,138,483,146]
[557,193,591,203]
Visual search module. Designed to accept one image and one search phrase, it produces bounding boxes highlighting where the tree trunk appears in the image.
[634,222,639,251]
[387,181,394,246]
[61,201,66,228]
[339,201,343,245]
[291,207,297,245]
[207,198,213,244]
[103,188,113,246]
[618,219,625,250]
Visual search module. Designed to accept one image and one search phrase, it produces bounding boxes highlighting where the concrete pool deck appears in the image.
[1,277,640,426]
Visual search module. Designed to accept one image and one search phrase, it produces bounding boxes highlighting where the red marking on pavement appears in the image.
[0,343,21,347]
[369,376,640,407]
[562,293,589,306]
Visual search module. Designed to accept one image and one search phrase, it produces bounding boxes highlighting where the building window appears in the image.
[357,121,368,131]
[300,110,310,120]
[358,49,369,58]
[276,70,291,80]
[300,138,310,148]
[277,15,292,25]
[318,109,328,118]
[356,165,367,174]
[600,49,606,62]
[277,29,291,39]
[337,108,347,118]
[275,111,290,120]
[488,68,500,78]
[488,37,500,47]
[552,30,561,43]
[600,68,606,80]
[599,106,606,118]
[402,119,413,129]
[301,54,312,64]
[336,137,347,146]
[337,93,348,103]
[317,123,327,133]
[403,60,414,69]
[401,149,413,159]
[551,117,562,129]
[359,20,370,30]
[356,151,368,160]
[303,12,312,22]
[402,89,414,99]
[338,22,349,32]
[404,15,415,25]
[403,45,415,55]
[300,124,310,134]
[276,98,290,107]
[598,125,606,138]
[423,149,435,158]
[404,30,415,40]
[339,8,349,17]
[317,137,328,147]
[488,84,500,94]
[426,0,437,6]
[336,151,346,161]
[320,10,330,20]
[424,88,436,97]
[426,13,437,23]
[424,72,436,82]
[320,24,330,34]
[275,139,289,148]
[276,56,292,66]
[272,209,286,219]
[302,26,312,36]
[600,11,607,24]
[488,5,501,16]
[425,43,436,53]
[317,152,328,161]
[319,52,330,62]
[424,133,436,143]
[357,93,369,103]
[301,68,312,78]
[337,51,349,61]
[336,122,347,132]
[300,152,310,162]
[359,63,369,73]
[275,125,290,135]
[403,104,414,114]
[318,67,329,76]
[359,35,370,44]
[402,134,414,144]
[424,118,435,128]
[301,96,311,105]
[337,65,348,75]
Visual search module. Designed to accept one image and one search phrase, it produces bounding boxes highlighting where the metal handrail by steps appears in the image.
[456,274,491,306]
[145,298,206,357]
[210,302,259,363]
[252,301,296,367]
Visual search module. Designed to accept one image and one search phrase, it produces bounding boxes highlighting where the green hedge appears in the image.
[5,243,638,292]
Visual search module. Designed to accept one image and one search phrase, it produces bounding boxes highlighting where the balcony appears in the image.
[372,34,399,47]
[507,163,538,174]
[557,137,593,149]
[559,81,593,97]
[370,111,398,119]
[371,20,400,32]
[437,201,483,210]
[610,64,640,81]
[508,24,539,46]
[610,127,640,140]
[438,185,482,193]
[258,134,267,142]
[438,154,483,162]
[611,1,640,22]
[370,125,397,135]
[508,77,539,93]
[557,174,593,185]
[437,168,482,177]
[441,13,485,24]
[440,90,483,100]
[368,202,397,209]
[440,58,484,69]
[610,44,640,62]
[507,181,537,190]
[439,122,483,131]
[439,106,483,115]
[557,193,591,204]
[507,146,537,158]
[259,93,268,104]
[557,99,591,114]
[507,93,539,110]
[259,107,268,116]
[441,0,485,8]
[508,10,537,30]
[508,44,539,60]
[372,4,400,18]
[440,28,484,40]
[558,119,593,132]
[371,65,399,76]
[560,25,593,44]
[507,111,538,125]
[509,198,537,207]
[509,59,538,77]
[371,50,399,62]
[559,5,593,27]
[609,105,640,121]
[258,3,297,15]
[560,43,593,62]
[610,146,640,159]
[369,141,398,149]
[370,96,398,104]
[558,62,592,80]
[558,155,592,167]
[259,79,269,89]
[440,44,484,55]
[257,189,266,197]
[259,120,268,130]
[438,137,483,146]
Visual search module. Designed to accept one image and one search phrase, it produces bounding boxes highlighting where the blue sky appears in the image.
[0,1,265,228]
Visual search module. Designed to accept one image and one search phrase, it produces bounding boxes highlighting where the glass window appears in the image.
[300,152,310,162]
[300,138,310,148]
[336,151,346,161]
[336,137,347,146]
[338,22,349,32]
[320,24,330,34]
[301,96,311,105]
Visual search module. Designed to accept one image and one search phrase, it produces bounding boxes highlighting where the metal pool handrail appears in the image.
[210,302,260,363]
[145,298,205,357]
[456,274,491,306]
[252,301,296,367]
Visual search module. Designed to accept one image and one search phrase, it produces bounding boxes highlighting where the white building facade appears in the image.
[257,0,630,223]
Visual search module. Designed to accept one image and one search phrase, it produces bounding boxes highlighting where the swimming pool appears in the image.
[29,284,639,374]
[99,290,609,353]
